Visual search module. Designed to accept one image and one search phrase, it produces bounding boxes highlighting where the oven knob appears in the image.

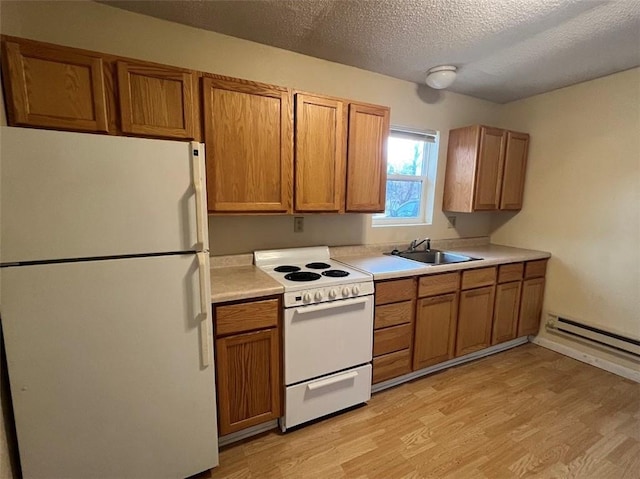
[314,291,323,301]
[342,287,350,297]
[352,285,360,295]
[328,289,337,299]
[303,292,312,303]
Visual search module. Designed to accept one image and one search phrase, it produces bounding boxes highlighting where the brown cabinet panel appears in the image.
[372,349,411,384]
[524,259,548,279]
[374,300,414,330]
[216,328,281,435]
[117,61,196,139]
[500,132,529,210]
[443,124,530,212]
[473,127,507,210]
[215,297,279,336]
[202,76,293,213]
[518,277,546,336]
[345,103,390,212]
[418,272,460,297]
[294,93,346,212]
[375,278,416,305]
[498,263,524,283]
[456,285,495,356]
[373,324,412,356]
[461,267,497,290]
[413,293,458,370]
[2,40,108,132]
[492,281,522,345]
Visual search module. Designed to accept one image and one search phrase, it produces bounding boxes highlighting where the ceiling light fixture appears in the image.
[425,65,457,89]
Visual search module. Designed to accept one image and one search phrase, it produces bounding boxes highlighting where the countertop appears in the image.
[210,265,283,303]
[335,244,551,281]
[209,244,551,303]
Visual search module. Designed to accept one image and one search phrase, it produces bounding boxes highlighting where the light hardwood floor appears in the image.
[204,344,640,478]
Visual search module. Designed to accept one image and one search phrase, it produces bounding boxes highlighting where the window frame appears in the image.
[373,127,439,227]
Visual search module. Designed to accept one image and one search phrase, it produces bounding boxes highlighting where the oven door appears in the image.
[284,295,374,385]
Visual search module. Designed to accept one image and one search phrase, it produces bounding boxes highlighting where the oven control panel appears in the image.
[284,281,375,308]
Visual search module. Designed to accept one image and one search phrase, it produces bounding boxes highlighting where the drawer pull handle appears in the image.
[307,371,358,391]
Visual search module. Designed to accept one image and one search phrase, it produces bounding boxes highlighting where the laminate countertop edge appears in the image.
[209,244,551,302]
[210,265,284,304]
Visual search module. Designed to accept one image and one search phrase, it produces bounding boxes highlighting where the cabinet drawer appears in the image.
[215,298,279,336]
[375,278,416,305]
[373,324,412,356]
[498,263,523,283]
[524,259,548,279]
[374,300,414,330]
[372,349,411,384]
[461,267,496,290]
[418,272,460,297]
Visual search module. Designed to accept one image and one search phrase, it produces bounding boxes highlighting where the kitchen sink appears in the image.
[389,249,480,265]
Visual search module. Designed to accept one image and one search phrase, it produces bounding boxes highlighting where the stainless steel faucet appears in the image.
[409,238,430,252]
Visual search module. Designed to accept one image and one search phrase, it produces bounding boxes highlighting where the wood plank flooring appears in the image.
[203,344,640,478]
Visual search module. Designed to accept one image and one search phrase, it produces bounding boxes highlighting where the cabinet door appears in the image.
[345,103,390,212]
[413,293,458,369]
[500,131,529,210]
[492,281,522,345]
[473,127,506,210]
[294,94,346,212]
[202,77,293,213]
[117,61,196,139]
[2,40,108,132]
[518,277,545,336]
[456,286,495,356]
[216,328,281,435]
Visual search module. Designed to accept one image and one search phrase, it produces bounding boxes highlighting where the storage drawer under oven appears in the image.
[284,364,372,430]
[284,295,374,385]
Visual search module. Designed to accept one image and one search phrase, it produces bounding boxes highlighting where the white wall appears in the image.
[0,0,502,255]
[492,68,640,370]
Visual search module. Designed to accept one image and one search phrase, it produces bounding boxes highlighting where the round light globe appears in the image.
[425,66,457,89]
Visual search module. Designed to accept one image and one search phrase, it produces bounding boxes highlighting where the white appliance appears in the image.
[0,127,218,479]
[254,247,374,431]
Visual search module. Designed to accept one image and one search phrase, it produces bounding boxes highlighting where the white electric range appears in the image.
[254,246,375,431]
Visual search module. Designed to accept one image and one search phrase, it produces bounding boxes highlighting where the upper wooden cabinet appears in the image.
[1,39,109,133]
[443,125,529,212]
[202,76,293,214]
[294,93,346,212]
[116,61,197,139]
[345,103,390,212]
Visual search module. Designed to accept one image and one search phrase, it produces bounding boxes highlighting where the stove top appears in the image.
[254,246,372,293]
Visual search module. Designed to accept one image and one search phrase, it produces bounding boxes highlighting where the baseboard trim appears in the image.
[372,336,529,393]
[531,336,640,383]
[218,420,278,447]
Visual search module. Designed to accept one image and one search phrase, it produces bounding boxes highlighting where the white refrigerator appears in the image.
[0,127,219,478]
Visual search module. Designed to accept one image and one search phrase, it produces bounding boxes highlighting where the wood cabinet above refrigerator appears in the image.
[443,125,529,212]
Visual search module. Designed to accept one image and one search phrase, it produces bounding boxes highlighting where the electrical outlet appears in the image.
[447,216,457,228]
[293,216,304,233]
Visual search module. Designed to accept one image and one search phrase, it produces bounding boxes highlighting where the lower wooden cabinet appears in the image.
[518,277,546,336]
[413,293,458,369]
[372,349,412,384]
[213,296,282,436]
[456,285,495,356]
[492,281,522,345]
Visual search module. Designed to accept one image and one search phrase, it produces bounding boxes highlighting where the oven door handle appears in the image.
[294,297,369,315]
[307,371,359,391]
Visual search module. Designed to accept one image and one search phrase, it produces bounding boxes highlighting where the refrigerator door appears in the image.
[1,254,218,479]
[0,127,208,264]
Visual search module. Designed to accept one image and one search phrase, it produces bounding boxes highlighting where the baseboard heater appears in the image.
[546,314,640,358]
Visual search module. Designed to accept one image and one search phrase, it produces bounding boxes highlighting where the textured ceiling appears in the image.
[102,0,640,103]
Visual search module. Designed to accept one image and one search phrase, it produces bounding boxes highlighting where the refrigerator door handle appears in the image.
[197,252,213,368]
[191,142,208,252]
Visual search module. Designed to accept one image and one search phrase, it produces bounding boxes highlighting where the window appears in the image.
[373,128,439,226]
